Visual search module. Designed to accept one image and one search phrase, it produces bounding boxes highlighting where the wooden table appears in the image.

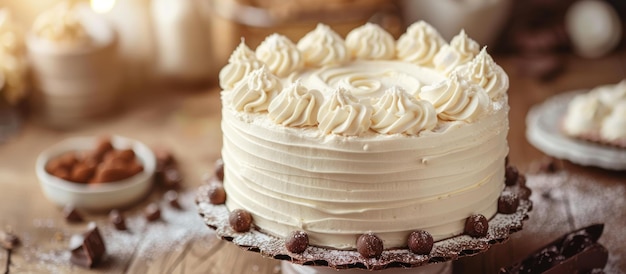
[1,51,625,273]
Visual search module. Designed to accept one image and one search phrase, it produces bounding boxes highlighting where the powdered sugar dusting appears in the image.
[525,170,626,273]
[196,179,532,270]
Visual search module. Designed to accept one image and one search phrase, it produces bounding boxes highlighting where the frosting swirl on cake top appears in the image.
[420,73,490,122]
[255,34,303,77]
[318,87,373,136]
[345,23,395,60]
[268,81,323,127]
[433,29,480,75]
[219,22,508,136]
[231,66,281,113]
[219,40,265,90]
[297,23,348,67]
[457,47,509,100]
[371,86,437,135]
[396,21,445,67]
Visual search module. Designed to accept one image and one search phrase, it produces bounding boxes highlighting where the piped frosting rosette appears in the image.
[219,40,265,90]
[371,86,437,135]
[396,21,445,67]
[297,23,348,67]
[268,80,323,127]
[456,47,509,100]
[255,33,303,77]
[433,29,480,76]
[318,87,373,136]
[230,66,281,113]
[419,73,490,122]
[218,22,509,136]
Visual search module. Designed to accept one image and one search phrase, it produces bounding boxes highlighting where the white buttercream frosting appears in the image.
[419,73,490,122]
[318,87,373,136]
[433,29,480,75]
[32,2,92,46]
[219,22,510,250]
[563,79,626,142]
[255,33,303,77]
[601,101,626,141]
[345,23,395,60]
[458,47,509,100]
[219,40,265,90]
[230,66,281,113]
[371,86,437,135]
[396,21,445,67]
[297,23,348,67]
[268,81,323,127]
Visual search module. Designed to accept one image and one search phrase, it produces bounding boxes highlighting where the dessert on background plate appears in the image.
[198,21,532,271]
[562,79,626,148]
[526,80,626,170]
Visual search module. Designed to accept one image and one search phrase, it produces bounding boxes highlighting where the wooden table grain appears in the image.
[1,51,625,274]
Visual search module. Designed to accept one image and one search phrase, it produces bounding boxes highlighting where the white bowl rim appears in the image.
[35,135,156,194]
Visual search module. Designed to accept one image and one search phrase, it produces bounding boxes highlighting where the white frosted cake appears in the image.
[217,22,511,250]
[562,79,626,148]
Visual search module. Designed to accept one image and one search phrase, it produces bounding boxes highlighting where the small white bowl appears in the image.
[36,135,156,211]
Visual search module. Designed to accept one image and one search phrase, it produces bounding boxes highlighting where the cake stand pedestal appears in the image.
[281,261,452,274]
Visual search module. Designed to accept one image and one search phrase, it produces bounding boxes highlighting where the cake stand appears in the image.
[526,90,626,170]
[196,173,532,273]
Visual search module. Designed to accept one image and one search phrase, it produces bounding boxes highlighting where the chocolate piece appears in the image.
[52,168,72,181]
[357,233,383,258]
[93,164,131,183]
[0,231,20,250]
[164,190,181,209]
[195,182,533,270]
[229,209,252,232]
[64,205,84,223]
[505,166,519,186]
[70,223,106,268]
[464,214,489,238]
[117,149,135,162]
[215,158,224,182]
[285,230,309,254]
[407,230,433,255]
[109,209,126,230]
[498,193,520,214]
[561,233,593,258]
[501,224,607,274]
[208,185,226,205]
[144,203,161,222]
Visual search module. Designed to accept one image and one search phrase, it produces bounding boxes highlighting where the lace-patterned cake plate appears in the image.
[195,179,532,271]
[526,90,626,171]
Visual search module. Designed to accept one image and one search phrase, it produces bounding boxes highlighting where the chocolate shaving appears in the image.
[165,190,181,209]
[109,209,126,231]
[501,224,607,274]
[69,223,106,268]
[144,203,161,222]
